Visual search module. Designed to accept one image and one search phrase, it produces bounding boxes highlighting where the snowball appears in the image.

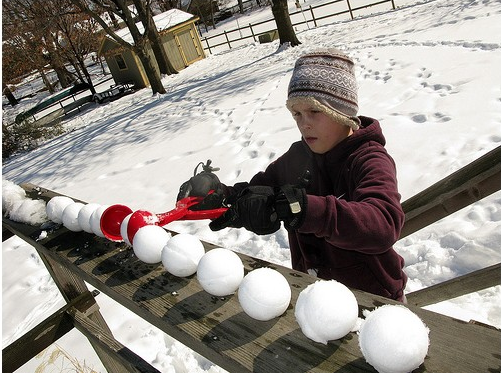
[359,305,429,373]
[161,233,205,277]
[78,203,101,233]
[295,280,359,344]
[120,213,133,246]
[89,205,109,238]
[238,267,291,321]
[46,196,74,224]
[197,248,244,296]
[62,202,85,232]
[133,225,171,264]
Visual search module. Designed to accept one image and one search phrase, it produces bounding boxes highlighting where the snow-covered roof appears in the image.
[112,8,196,44]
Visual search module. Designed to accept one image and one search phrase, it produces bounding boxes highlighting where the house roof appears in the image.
[112,8,197,44]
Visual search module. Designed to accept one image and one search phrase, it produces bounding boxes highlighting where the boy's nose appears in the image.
[298,117,312,130]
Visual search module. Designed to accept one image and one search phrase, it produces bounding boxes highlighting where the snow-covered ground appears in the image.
[3,0,501,372]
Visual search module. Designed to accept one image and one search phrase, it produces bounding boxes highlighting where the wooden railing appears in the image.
[200,0,398,53]
[2,145,501,372]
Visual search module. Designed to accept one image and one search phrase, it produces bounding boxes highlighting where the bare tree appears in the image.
[49,0,100,93]
[2,0,58,92]
[153,0,177,13]
[2,0,100,92]
[133,0,177,75]
[70,0,167,94]
[270,0,301,47]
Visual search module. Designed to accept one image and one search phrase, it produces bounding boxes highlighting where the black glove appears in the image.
[275,184,307,230]
[209,184,308,234]
[210,186,281,235]
[177,160,224,210]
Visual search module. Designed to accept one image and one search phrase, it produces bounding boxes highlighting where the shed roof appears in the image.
[112,9,197,44]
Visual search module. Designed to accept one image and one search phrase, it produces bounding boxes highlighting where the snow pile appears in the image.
[359,305,429,373]
[238,267,291,321]
[2,179,48,225]
[295,280,359,344]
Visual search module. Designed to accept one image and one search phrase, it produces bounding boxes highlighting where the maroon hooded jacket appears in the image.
[228,116,407,301]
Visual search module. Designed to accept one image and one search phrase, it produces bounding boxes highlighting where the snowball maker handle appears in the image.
[100,196,227,242]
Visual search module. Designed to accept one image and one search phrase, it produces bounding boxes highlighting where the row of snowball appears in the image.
[135,228,430,373]
[46,196,109,237]
[46,196,429,373]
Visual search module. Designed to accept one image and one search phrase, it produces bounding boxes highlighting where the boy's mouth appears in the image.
[304,136,317,144]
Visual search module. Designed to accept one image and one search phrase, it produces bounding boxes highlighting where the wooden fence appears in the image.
[200,0,398,54]
[2,145,500,372]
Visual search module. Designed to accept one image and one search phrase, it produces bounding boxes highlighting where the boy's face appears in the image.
[291,102,353,154]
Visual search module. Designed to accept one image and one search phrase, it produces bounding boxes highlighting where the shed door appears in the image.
[175,28,202,65]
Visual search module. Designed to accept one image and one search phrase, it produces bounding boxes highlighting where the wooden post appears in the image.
[309,6,318,28]
[36,251,135,373]
[70,308,161,373]
[224,30,231,49]
[346,0,354,19]
[2,291,97,373]
[3,212,137,373]
[250,23,256,42]
[204,38,212,55]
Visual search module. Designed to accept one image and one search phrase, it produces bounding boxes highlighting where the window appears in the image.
[114,54,127,70]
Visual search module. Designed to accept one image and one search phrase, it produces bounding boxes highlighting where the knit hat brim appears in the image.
[286,96,360,131]
[287,48,360,127]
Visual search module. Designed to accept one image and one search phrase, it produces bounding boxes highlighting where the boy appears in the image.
[179,49,407,301]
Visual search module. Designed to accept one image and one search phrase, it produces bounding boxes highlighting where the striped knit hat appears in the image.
[286,48,360,130]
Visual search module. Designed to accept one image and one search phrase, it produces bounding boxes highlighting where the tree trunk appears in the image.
[147,24,177,75]
[64,31,96,94]
[53,64,73,89]
[46,39,73,89]
[98,55,107,75]
[133,0,177,75]
[134,44,166,94]
[39,68,56,93]
[271,0,301,47]
[107,11,120,29]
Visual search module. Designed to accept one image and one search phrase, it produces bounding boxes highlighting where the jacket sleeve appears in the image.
[298,144,404,254]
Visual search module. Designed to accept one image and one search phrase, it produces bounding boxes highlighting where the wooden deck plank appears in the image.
[3,184,500,373]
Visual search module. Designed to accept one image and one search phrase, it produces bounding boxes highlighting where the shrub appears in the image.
[2,117,64,159]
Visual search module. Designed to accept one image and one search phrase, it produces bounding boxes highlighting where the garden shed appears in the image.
[99,9,205,88]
